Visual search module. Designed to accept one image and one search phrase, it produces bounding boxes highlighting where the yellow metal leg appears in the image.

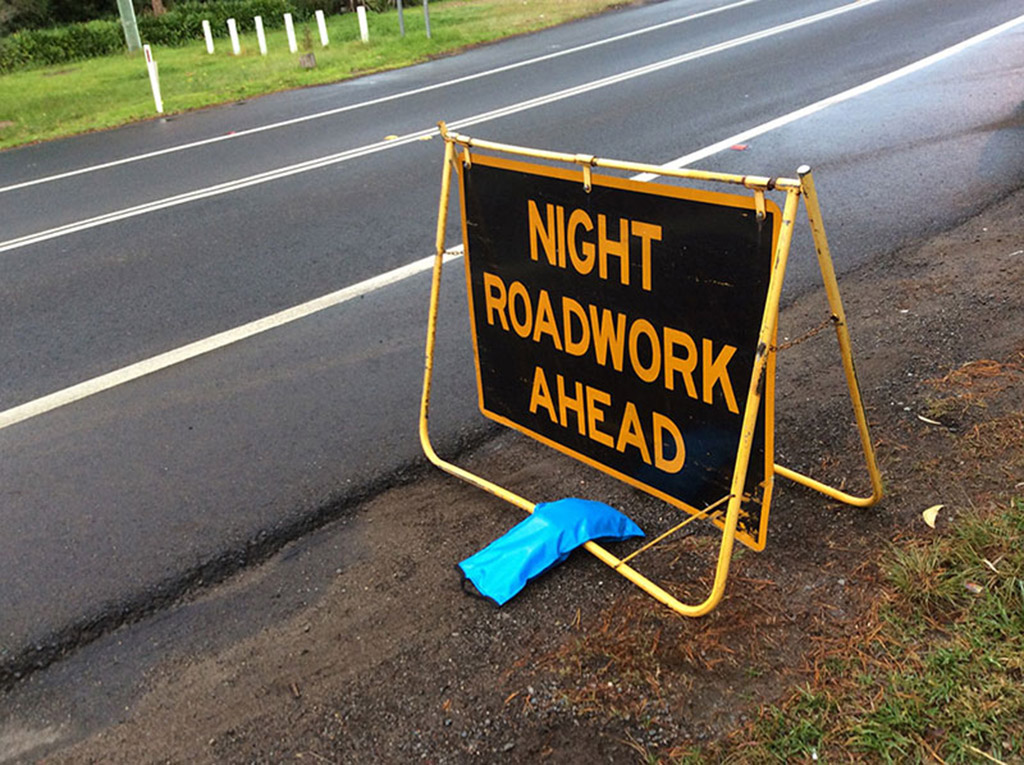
[772,168,884,508]
[691,187,801,615]
[419,134,536,516]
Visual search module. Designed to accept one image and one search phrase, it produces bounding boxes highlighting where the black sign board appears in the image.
[458,154,780,550]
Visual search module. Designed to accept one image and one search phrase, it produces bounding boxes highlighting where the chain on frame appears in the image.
[773,314,840,352]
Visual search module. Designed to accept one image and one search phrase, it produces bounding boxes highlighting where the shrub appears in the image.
[1,0,52,35]
[47,0,119,26]
[1,0,120,35]
[0,0,314,72]
[0,19,124,72]
[141,0,310,46]
[292,0,346,17]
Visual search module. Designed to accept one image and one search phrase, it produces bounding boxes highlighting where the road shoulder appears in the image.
[7,185,1023,763]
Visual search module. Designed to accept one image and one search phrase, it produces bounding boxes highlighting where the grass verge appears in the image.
[0,0,630,150]
[726,496,1024,764]
[680,356,1024,764]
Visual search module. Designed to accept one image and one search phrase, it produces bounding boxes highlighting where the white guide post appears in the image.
[143,45,163,113]
[227,18,241,55]
[254,15,267,55]
[202,19,214,53]
[284,13,298,53]
[315,10,329,46]
[357,5,369,43]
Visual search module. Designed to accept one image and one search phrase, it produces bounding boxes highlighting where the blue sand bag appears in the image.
[458,498,644,606]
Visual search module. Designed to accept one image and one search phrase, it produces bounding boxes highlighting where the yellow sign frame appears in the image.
[420,123,883,617]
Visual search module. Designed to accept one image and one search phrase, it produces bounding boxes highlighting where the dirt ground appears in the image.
[13,185,1024,762]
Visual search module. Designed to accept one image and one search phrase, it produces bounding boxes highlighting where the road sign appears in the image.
[459,155,779,549]
[420,125,883,617]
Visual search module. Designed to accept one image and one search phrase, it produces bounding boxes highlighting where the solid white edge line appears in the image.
[3,10,1022,431]
[0,0,878,255]
[0,0,762,195]
[631,11,1024,181]
[0,248,463,430]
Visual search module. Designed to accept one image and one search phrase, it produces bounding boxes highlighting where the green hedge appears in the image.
[0,0,314,73]
[140,0,310,46]
[0,20,124,72]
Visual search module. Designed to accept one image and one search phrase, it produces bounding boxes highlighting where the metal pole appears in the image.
[422,0,430,39]
[115,0,142,52]
[397,0,405,37]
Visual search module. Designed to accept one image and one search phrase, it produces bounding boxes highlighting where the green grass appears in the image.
[712,496,1024,764]
[0,0,629,150]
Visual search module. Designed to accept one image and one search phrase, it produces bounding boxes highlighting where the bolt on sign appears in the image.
[420,124,884,617]
[461,154,778,550]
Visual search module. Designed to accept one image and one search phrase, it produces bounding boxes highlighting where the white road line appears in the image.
[0,126,437,254]
[0,249,463,431]
[0,0,879,256]
[3,10,1022,431]
[0,0,762,195]
[631,12,1024,182]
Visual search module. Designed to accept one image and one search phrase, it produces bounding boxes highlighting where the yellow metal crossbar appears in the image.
[420,124,882,617]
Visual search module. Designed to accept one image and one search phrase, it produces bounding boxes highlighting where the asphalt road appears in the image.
[1,0,1022,681]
